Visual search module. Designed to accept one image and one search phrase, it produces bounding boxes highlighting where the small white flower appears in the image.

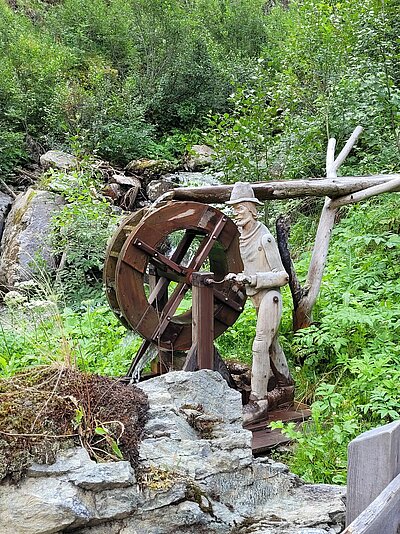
[4,291,27,306]
[14,280,36,289]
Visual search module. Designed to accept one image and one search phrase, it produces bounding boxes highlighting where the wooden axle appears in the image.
[171,174,400,203]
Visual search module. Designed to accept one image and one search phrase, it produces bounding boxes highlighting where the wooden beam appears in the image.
[172,174,400,203]
[191,272,214,370]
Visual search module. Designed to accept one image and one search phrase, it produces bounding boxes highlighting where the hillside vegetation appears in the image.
[0,0,399,483]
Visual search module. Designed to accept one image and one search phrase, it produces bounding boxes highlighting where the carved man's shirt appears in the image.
[239,222,287,297]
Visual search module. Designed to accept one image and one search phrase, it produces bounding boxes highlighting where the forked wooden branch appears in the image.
[293,126,363,330]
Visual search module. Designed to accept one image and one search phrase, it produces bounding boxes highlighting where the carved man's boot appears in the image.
[242,397,269,426]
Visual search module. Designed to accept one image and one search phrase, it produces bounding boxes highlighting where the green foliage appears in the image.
[0,294,141,378]
[210,0,400,180]
[49,164,119,302]
[0,0,273,173]
[216,303,256,363]
[209,62,286,183]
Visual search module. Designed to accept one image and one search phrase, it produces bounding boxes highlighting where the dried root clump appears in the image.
[0,365,148,482]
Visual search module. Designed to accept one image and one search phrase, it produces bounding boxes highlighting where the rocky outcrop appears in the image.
[146,176,179,201]
[125,159,176,181]
[0,188,64,289]
[0,371,346,533]
[40,150,78,171]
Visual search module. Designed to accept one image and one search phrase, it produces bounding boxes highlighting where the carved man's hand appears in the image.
[224,272,252,285]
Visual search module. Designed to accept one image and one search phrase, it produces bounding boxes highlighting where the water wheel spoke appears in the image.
[213,287,243,312]
[148,229,197,305]
[154,267,184,284]
[133,238,188,276]
[152,282,190,342]
[187,214,228,272]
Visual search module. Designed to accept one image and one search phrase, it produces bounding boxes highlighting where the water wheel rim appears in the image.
[103,209,146,328]
[113,201,246,351]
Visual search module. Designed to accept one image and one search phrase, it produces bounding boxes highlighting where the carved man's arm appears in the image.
[248,234,289,289]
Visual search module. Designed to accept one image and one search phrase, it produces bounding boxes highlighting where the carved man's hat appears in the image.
[226,181,263,205]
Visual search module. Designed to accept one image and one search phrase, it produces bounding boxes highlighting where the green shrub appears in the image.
[49,165,120,302]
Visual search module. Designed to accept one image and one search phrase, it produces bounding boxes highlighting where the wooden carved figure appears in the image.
[225,182,294,424]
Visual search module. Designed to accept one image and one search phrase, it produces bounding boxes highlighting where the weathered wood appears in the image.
[332,126,363,171]
[330,174,400,209]
[343,472,400,533]
[292,126,363,330]
[346,420,400,526]
[172,174,400,203]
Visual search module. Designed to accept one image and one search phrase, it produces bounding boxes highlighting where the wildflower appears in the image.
[4,291,27,306]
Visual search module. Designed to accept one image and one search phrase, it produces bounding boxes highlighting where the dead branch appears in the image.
[276,215,303,307]
[0,178,17,199]
[329,175,400,209]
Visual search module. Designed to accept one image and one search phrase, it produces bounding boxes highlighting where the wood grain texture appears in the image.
[172,174,400,203]
[191,272,214,370]
[346,420,400,526]
[343,472,400,533]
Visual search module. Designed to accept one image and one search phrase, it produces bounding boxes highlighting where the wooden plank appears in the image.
[252,427,291,453]
[346,420,400,526]
[343,472,400,533]
[249,405,311,453]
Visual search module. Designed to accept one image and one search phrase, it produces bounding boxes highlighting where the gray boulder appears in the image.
[0,192,12,242]
[0,448,141,534]
[0,188,64,288]
[125,159,176,181]
[184,144,215,171]
[146,177,179,201]
[40,150,78,171]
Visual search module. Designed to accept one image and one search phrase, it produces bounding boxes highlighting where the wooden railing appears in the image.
[343,420,400,533]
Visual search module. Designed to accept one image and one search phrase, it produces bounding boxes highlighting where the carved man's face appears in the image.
[232,202,256,229]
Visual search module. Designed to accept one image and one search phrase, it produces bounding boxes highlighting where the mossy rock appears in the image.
[0,366,148,482]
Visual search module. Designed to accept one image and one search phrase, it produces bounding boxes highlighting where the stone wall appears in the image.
[0,370,346,533]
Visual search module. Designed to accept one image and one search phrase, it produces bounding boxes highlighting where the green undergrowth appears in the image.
[276,195,400,483]
[0,293,141,378]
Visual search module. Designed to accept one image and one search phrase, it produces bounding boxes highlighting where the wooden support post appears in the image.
[346,420,400,526]
[191,271,214,370]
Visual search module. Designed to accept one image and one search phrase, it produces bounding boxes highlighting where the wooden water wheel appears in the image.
[104,201,246,377]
